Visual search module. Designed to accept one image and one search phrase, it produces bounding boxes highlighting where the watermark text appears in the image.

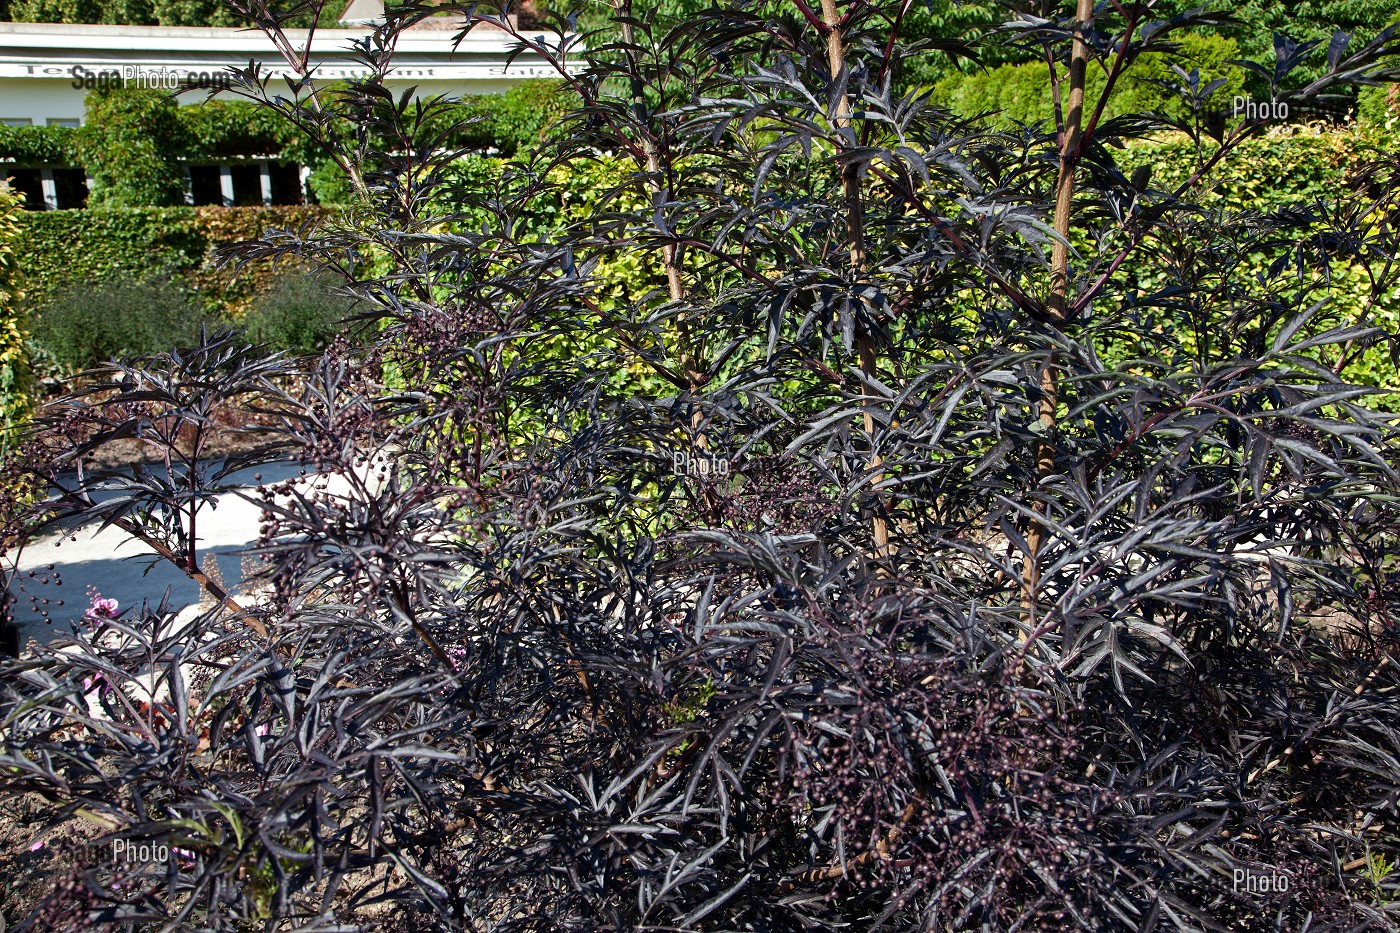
[1232,96,1289,121]
[673,450,730,478]
[70,64,234,92]
[113,839,169,866]
[1233,867,1290,895]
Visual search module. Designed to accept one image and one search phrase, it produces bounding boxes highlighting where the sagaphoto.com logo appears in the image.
[70,64,235,92]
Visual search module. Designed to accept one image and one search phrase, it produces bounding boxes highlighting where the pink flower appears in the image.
[84,594,119,623]
[29,838,45,852]
[82,673,113,697]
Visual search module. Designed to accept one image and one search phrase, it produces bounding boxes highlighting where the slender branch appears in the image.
[1021,0,1094,635]
[866,164,1051,318]
[818,0,890,555]
[1074,6,1143,162]
[612,0,710,447]
[1068,124,1254,318]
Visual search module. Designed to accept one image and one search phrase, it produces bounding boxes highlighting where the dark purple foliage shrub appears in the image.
[3,0,1400,929]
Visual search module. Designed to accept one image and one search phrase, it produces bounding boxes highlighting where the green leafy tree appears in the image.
[147,0,240,24]
[893,0,1020,88]
[1225,0,1400,79]
[4,0,101,22]
[5,0,155,21]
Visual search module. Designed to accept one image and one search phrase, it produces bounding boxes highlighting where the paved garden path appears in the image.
[8,460,307,649]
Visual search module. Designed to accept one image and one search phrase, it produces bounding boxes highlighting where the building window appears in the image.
[52,169,89,209]
[46,118,81,129]
[269,162,304,205]
[230,164,264,206]
[5,169,45,210]
[2,118,32,127]
[188,165,224,206]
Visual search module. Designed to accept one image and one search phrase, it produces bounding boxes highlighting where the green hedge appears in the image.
[14,205,330,313]
[179,99,308,162]
[0,185,28,453]
[0,124,75,165]
[1119,123,1387,212]
[933,34,1245,127]
[1117,124,1400,401]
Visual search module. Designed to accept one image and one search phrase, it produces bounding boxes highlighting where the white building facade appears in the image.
[0,13,567,208]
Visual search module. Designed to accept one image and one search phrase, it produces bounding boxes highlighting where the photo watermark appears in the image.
[1232,96,1289,121]
[672,450,731,478]
[113,838,170,867]
[1233,867,1291,895]
[70,64,235,92]
[111,838,196,871]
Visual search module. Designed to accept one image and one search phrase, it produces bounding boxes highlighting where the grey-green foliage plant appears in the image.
[239,267,356,354]
[2,0,1400,930]
[29,273,216,370]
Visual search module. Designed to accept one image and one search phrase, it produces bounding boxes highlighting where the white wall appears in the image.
[0,78,86,124]
[0,75,527,128]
